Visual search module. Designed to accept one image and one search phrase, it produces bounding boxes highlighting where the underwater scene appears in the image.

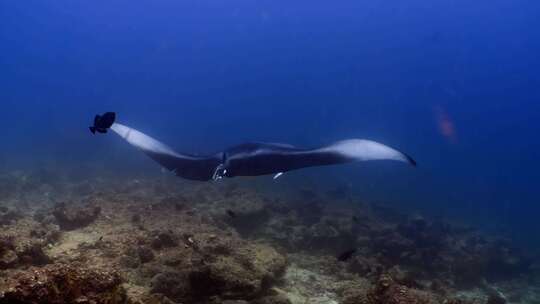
[1,0,540,303]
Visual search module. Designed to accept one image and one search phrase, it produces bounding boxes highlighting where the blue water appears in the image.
[1,0,539,247]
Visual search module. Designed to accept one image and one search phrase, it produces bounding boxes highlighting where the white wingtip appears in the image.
[325,139,416,166]
[273,172,284,180]
[110,123,180,157]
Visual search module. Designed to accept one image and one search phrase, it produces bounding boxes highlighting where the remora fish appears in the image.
[90,112,416,181]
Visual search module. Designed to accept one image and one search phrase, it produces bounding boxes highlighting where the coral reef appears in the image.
[0,171,538,304]
[258,202,533,292]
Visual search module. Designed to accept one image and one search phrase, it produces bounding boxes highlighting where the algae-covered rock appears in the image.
[150,230,178,250]
[0,233,50,270]
[151,242,287,302]
[347,274,463,304]
[338,280,372,304]
[0,263,126,304]
[189,243,286,301]
[223,193,270,237]
[53,202,101,230]
[138,246,155,264]
[0,208,22,226]
[150,271,189,300]
[301,220,356,251]
[0,249,18,269]
[15,241,50,266]
[252,293,292,304]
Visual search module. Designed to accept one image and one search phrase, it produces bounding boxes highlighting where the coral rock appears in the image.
[150,231,178,250]
[150,271,189,300]
[150,243,287,303]
[0,263,126,304]
[0,249,18,269]
[138,246,155,263]
[190,243,287,300]
[0,208,22,226]
[53,202,101,231]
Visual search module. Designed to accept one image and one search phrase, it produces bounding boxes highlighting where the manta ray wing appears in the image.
[110,123,221,181]
[223,140,416,177]
[320,139,416,166]
[91,113,415,181]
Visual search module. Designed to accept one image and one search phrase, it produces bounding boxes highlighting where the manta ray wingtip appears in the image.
[403,152,417,167]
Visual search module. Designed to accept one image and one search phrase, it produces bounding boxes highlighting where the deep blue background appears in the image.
[1,0,539,246]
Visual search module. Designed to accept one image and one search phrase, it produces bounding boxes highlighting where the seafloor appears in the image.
[0,169,538,304]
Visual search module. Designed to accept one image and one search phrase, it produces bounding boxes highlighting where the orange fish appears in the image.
[435,106,457,144]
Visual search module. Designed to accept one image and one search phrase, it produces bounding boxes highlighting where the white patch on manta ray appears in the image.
[273,172,284,180]
[322,139,409,163]
[110,123,180,157]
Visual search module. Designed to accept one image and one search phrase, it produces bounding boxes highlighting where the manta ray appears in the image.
[90,112,416,181]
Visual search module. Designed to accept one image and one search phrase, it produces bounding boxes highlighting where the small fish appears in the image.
[226,210,237,218]
[337,249,357,262]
